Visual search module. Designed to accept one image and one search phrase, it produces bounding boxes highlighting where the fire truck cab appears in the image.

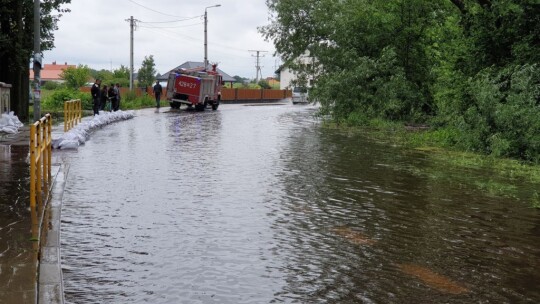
[166,64,222,111]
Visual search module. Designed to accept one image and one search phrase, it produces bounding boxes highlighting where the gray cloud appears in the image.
[44,0,279,78]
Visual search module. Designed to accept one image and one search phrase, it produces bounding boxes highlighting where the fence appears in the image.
[220,88,291,101]
[30,113,52,213]
[64,99,82,132]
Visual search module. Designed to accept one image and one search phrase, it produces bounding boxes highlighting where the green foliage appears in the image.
[122,90,138,102]
[60,65,91,89]
[92,66,130,88]
[113,65,130,79]
[258,79,271,89]
[0,0,71,119]
[457,64,540,161]
[121,95,154,110]
[532,191,540,209]
[137,55,156,88]
[263,0,540,162]
[42,87,92,111]
[94,69,113,83]
[42,81,62,90]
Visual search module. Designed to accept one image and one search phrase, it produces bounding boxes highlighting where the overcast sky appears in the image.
[43,0,279,79]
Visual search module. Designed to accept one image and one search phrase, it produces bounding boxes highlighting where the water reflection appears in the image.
[271,115,540,303]
[0,144,36,301]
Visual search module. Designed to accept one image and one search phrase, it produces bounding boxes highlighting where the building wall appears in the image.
[279,54,316,90]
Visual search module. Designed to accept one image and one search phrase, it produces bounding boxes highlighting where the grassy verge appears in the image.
[33,89,164,119]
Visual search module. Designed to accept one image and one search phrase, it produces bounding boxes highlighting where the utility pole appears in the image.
[126,16,138,90]
[249,50,267,82]
[204,4,221,71]
[32,0,41,121]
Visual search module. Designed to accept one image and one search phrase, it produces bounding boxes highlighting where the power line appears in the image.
[138,22,203,29]
[138,16,201,24]
[127,0,190,18]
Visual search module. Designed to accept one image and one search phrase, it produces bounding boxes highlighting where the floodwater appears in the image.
[56,104,539,303]
[0,143,36,302]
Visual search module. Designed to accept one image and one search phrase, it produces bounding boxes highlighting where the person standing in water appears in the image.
[153,80,162,109]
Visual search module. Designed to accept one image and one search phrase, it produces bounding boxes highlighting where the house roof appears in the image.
[157,61,235,82]
[29,62,76,81]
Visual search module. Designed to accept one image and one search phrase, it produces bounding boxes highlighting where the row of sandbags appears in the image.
[0,111,24,134]
[52,110,135,149]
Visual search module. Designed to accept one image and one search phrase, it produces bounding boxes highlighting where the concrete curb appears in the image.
[38,163,69,304]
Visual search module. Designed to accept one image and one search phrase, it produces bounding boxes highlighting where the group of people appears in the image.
[90,79,121,115]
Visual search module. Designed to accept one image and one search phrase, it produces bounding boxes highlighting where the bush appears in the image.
[455,64,540,162]
[42,81,62,90]
[42,88,93,111]
[122,95,154,109]
[258,79,271,89]
[315,47,425,123]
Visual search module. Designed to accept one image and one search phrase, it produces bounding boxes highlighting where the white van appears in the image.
[291,86,308,104]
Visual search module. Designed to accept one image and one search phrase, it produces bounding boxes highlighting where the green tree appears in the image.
[60,65,90,89]
[113,65,130,79]
[262,0,540,161]
[258,79,271,89]
[93,69,113,84]
[137,55,156,88]
[0,0,71,120]
[262,0,445,122]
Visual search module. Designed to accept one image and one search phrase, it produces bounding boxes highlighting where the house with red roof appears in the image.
[29,61,76,83]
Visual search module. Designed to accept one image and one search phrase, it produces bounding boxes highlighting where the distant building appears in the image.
[29,61,76,83]
[157,61,236,87]
[276,53,316,90]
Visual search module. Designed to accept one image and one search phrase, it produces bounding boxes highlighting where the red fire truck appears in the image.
[166,64,223,111]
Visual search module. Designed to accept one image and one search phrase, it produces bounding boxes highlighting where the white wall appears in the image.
[278,54,316,90]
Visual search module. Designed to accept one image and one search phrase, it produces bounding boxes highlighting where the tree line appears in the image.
[262,0,540,162]
[0,1,158,120]
[0,0,70,120]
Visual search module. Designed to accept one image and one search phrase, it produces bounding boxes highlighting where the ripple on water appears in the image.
[58,106,540,304]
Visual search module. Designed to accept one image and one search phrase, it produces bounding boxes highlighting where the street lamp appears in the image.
[204,4,221,71]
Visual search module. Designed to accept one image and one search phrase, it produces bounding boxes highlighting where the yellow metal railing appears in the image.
[30,113,52,212]
[64,99,82,132]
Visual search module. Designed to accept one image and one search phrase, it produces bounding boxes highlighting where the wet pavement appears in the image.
[54,104,540,303]
[1,121,65,303]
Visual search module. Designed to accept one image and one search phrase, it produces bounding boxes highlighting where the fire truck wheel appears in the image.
[212,102,219,110]
[195,103,206,111]
[170,102,181,109]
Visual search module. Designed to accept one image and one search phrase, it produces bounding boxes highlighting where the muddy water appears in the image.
[58,104,540,303]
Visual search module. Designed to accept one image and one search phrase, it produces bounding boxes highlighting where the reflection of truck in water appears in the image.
[291,86,308,104]
[166,64,222,111]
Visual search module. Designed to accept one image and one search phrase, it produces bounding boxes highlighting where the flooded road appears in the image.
[58,104,540,303]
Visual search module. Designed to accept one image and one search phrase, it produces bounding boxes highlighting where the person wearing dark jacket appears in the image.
[91,79,101,115]
[114,83,121,111]
[100,85,108,111]
[108,83,117,111]
[153,80,162,109]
